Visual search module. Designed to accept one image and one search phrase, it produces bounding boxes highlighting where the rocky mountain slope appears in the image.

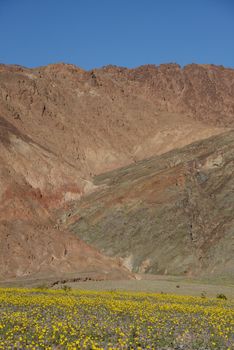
[0,62,233,279]
[66,131,234,278]
[0,116,131,279]
[0,63,232,176]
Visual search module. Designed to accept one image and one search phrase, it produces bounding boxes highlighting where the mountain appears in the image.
[66,131,234,278]
[0,62,233,279]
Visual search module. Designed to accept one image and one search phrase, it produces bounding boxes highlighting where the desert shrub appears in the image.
[61,285,72,292]
[216,293,227,300]
[201,291,207,298]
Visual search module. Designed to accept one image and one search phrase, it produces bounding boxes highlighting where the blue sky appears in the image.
[0,0,233,69]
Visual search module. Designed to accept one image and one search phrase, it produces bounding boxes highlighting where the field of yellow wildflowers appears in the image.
[0,288,233,349]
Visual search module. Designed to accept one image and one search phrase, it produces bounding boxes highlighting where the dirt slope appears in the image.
[67,131,234,278]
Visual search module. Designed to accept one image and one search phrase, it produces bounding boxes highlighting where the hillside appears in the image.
[0,62,233,279]
[66,131,234,278]
[0,116,130,279]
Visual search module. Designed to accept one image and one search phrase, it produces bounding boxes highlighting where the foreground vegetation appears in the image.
[0,288,233,349]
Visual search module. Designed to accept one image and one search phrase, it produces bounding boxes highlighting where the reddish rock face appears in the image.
[0,116,131,280]
[0,62,233,280]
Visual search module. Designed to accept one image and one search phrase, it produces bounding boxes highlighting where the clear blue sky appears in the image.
[0,0,233,70]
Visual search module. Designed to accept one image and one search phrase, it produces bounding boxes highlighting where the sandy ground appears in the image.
[64,275,234,298]
[1,274,233,298]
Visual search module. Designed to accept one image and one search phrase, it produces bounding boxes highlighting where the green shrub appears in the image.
[216,293,227,300]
